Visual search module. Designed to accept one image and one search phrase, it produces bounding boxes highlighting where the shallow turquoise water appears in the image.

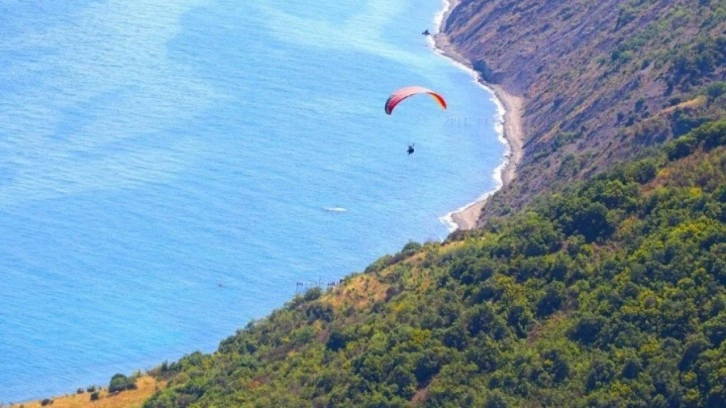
[0,0,503,402]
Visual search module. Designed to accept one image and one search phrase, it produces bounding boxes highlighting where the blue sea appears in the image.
[0,0,503,402]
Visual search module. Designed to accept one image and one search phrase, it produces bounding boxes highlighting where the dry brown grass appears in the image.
[658,95,706,116]
[322,273,389,312]
[11,376,164,408]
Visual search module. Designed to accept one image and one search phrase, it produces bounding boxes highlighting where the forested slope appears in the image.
[143,119,725,406]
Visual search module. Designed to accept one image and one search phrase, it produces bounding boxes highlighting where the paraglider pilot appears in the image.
[408,144,415,155]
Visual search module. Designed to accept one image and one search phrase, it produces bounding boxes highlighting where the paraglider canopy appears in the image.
[384,86,447,115]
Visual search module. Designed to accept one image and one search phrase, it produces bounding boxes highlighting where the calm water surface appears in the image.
[0,0,503,401]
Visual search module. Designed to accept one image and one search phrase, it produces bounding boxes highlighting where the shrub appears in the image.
[109,373,137,393]
[667,135,697,160]
[326,329,349,351]
[303,287,322,302]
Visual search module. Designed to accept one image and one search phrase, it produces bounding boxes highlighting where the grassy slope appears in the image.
[10,377,164,408]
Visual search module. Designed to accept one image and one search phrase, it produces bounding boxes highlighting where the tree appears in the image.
[703,312,726,346]
[536,282,566,318]
[109,373,136,393]
[586,358,616,391]
[569,313,607,346]
[570,202,614,242]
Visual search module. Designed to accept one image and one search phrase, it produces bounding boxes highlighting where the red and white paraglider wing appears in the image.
[384,86,447,115]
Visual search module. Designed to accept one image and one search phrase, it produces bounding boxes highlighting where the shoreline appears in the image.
[432,0,524,231]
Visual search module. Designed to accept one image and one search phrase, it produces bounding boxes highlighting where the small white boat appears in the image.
[323,206,347,213]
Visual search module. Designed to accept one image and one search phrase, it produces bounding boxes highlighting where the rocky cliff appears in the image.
[442,0,725,221]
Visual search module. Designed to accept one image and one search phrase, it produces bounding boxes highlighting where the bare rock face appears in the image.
[441,0,725,221]
[471,60,505,85]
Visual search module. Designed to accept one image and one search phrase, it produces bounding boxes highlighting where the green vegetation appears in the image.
[24,1,723,406]
[143,124,725,406]
[137,2,725,402]
[108,374,138,394]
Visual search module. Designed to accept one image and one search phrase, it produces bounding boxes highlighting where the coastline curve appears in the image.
[431,0,525,231]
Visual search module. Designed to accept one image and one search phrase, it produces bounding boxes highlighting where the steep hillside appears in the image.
[442,0,725,220]
[136,2,726,405]
[142,122,725,406]
[21,2,725,406]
